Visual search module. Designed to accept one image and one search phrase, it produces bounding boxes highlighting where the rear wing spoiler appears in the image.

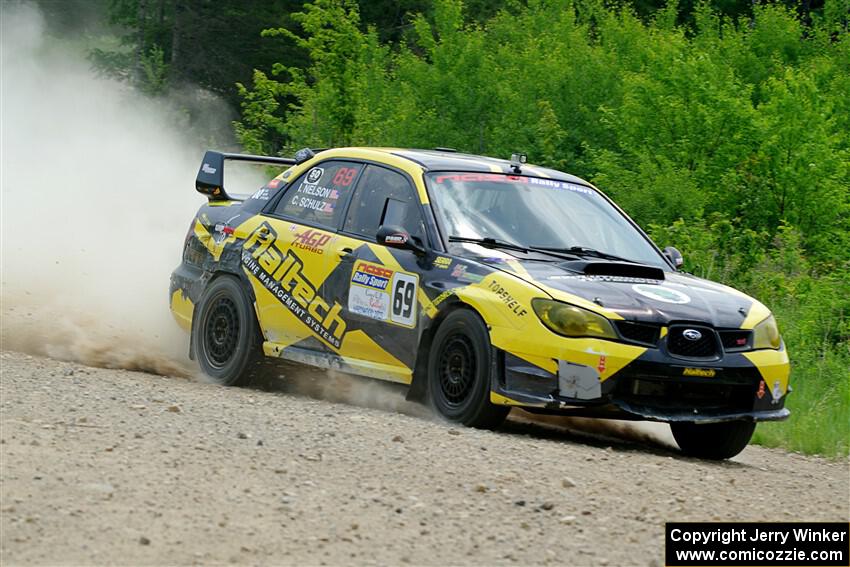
[195,150,301,201]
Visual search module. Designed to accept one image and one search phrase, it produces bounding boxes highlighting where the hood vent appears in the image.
[560,260,665,281]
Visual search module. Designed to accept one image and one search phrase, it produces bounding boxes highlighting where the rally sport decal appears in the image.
[349,260,418,328]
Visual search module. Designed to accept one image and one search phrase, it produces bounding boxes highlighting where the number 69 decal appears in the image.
[390,272,418,327]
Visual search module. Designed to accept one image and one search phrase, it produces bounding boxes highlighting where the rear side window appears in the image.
[273,161,363,229]
[343,165,424,241]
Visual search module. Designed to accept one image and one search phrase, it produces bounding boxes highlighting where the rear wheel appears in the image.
[670,420,756,460]
[427,310,509,429]
[193,276,261,386]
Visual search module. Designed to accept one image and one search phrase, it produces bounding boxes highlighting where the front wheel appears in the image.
[670,420,756,460]
[192,276,261,386]
[427,310,509,429]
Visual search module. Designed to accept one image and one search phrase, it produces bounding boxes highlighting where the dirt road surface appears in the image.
[1,351,847,566]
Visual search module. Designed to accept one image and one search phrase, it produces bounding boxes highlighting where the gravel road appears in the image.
[1,350,847,566]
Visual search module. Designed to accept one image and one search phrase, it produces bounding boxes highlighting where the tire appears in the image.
[192,276,261,386]
[670,420,756,460]
[427,309,509,429]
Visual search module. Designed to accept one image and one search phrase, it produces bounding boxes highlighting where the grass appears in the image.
[750,303,849,458]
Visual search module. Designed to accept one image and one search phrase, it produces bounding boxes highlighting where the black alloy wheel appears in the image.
[193,276,260,386]
[205,296,240,368]
[438,334,477,405]
[427,309,509,429]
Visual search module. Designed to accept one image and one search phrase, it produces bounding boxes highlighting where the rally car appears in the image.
[170,147,790,459]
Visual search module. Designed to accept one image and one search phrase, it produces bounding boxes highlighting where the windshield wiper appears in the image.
[449,236,583,261]
[531,245,637,264]
[448,236,529,253]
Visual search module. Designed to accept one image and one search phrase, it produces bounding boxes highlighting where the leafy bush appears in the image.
[237,0,850,455]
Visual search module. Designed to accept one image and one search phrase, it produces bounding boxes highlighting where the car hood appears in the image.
[480,256,762,328]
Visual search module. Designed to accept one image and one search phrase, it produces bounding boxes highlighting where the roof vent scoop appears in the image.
[561,260,665,281]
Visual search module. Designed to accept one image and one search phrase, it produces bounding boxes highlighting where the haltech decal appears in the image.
[242,223,345,348]
[683,367,716,378]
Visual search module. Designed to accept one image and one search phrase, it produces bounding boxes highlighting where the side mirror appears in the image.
[376,225,426,256]
[663,246,684,269]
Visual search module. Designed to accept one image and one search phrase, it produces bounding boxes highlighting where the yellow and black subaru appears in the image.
[170,147,790,459]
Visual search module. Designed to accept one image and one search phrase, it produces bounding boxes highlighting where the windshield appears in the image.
[426,173,667,268]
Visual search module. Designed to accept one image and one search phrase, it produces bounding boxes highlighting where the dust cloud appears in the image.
[0,3,211,376]
[271,364,431,418]
[513,412,677,449]
[0,3,672,450]
[0,3,419,422]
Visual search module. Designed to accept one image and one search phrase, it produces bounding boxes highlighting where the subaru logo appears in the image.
[683,329,702,341]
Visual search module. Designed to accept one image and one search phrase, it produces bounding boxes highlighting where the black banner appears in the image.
[666,522,849,566]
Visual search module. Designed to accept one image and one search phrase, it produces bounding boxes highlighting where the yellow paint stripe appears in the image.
[368,243,404,271]
[505,259,531,279]
[247,269,318,349]
[338,356,412,384]
[170,290,193,331]
[523,165,551,178]
[308,148,430,203]
[743,349,790,393]
[740,301,771,329]
[490,392,524,406]
[339,330,412,379]
[660,326,668,339]
[479,255,623,321]
[193,219,234,261]
[534,281,625,321]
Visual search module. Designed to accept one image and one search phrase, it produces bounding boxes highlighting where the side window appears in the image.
[273,161,362,229]
[343,165,424,241]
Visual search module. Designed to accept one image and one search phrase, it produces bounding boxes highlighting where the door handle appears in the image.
[338,247,354,258]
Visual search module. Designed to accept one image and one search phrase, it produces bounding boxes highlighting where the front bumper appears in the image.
[490,348,791,424]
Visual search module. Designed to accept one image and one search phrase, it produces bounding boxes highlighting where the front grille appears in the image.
[615,321,661,346]
[719,330,752,352]
[616,377,752,412]
[667,325,719,359]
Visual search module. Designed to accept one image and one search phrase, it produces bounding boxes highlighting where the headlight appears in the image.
[532,299,617,339]
[752,314,781,350]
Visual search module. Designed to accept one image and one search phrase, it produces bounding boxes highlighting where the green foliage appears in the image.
[236,0,850,455]
[237,0,849,261]
[235,71,290,155]
[138,45,170,96]
[87,0,307,107]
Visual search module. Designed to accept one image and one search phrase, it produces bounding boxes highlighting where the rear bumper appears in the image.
[169,262,207,332]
